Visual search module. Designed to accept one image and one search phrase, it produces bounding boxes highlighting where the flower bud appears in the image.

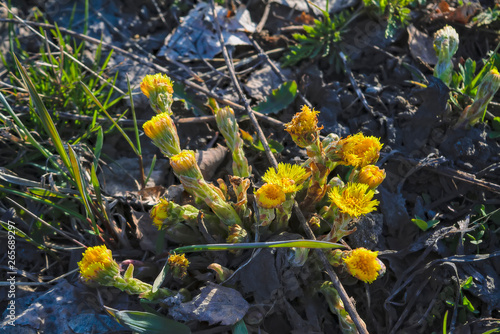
[357,165,386,188]
[141,73,174,114]
[143,113,181,157]
[433,25,459,86]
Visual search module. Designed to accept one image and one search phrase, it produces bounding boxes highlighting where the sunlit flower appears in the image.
[78,245,119,283]
[141,74,175,114]
[141,73,174,98]
[170,150,202,179]
[357,165,386,188]
[150,198,170,229]
[284,105,323,148]
[328,182,379,218]
[262,163,310,194]
[167,253,190,279]
[337,133,383,169]
[255,183,286,209]
[343,248,382,283]
[143,113,181,157]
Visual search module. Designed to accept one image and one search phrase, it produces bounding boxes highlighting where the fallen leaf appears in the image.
[169,282,249,325]
[196,144,228,180]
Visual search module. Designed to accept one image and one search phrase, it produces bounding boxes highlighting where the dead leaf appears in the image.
[169,282,249,325]
[130,209,158,252]
[408,25,439,65]
[196,144,228,180]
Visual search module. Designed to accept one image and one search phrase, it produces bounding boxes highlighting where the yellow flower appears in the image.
[143,113,181,157]
[338,133,383,168]
[328,183,379,218]
[140,73,174,99]
[167,253,190,279]
[343,248,382,283]
[357,165,386,188]
[78,245,119,282]
[170,150,201,178]
[150,198,170,229]
[262,163,310,194]
[255,183,286,209]
[284,105,323,148]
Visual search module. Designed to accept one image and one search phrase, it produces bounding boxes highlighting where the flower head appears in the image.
[255,183,286,209]
[328,182,379,218]
[143,113,181,157]
[141,74,174,114]
[284,105,323,148]
[170,150,203,179]
[337,133,383,169]
[78,245,119,283]
[357,165,386,188]
[167,253,190,279]
[150,198,170,229]
[343,248,382,283]
[262,163,310,194]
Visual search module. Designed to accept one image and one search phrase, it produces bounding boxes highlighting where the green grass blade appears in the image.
[144,155,157,186]
[0,92,70,179]
[1,220,56,256]
[0,184,86,221]
[13,54,72,173]
[68,144,98,234]
[127,75,142,155]
[172,240,346,254]
[80,81,139,155]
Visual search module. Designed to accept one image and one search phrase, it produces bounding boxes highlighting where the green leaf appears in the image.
[462,276,473,289]
[232,319,249,334]
[104,307,190,334]
[172,239,346,254]
[152,261,169,294]
[411,217,429,231]
[173,82,207,116]
[462,295,477,313]
[254,81,297,115]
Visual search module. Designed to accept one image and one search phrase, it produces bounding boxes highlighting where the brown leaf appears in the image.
[408,25,438,66]
[169,282,249,325]
[196,144,228,180]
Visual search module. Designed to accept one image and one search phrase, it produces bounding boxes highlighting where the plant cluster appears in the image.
[76,73,387,332]
[431,25,500,128]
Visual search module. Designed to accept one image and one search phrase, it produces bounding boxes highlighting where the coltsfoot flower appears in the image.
[143,113,181,157]
[343,248,383,284]
[337,133,383,169]
[167,254,190,279]
[78,245,120,284]
[170,150,203,179]
[150,198,199,230]
[328,182,379,218]
[255,183,286,209]
[141,73,174,114]
[357,165,386,188]
[284,105,323,148]
[262,163,310,195]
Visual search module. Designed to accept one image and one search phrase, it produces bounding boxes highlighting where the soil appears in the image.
[1,0,500,333]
